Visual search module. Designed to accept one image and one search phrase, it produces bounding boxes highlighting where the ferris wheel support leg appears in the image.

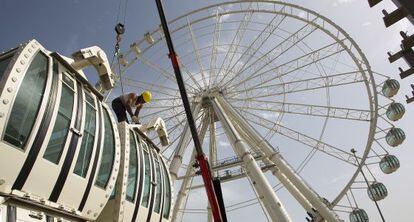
[211,98,292,222]
[235,123,318,219]
[217,96,341,222]
[169,103,201,183]
[171,115,210,222]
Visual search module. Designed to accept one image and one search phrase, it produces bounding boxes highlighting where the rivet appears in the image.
[31,44,36,48]
[3,99,9,104]
[0,179,5,185]
[7,87,13,93]
[100,203,104,207]
[0,112,4,118]
[28,48,33,53]
[87,210,91,214]
[24,54,29,58]
[12,77,18,82]
[93,213,97,217]
[105,194,109,198]
[20,60,26,65]
[16,68,21,73]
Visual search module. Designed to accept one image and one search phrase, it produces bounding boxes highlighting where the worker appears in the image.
[111,91,151,123]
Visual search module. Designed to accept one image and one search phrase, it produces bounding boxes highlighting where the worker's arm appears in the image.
[126,104,134,118]
[134,104,143,117]
[126,93,137,118]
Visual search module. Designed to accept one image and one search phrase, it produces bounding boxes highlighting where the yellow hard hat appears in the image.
[142,91,152,103]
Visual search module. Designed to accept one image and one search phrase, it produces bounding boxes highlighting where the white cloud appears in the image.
[218,140,230,147]
[362,21,372,27]
[260,112,279,120]
[332,0,356,7]
[298,11,306,19]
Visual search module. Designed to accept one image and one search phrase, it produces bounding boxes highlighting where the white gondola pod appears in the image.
[367,182,388,201]
[385,127,406,147]
[349,208,369,222]
[379,154,400,174]
[386,102,405,121]
[0,40,121,221]
[381,79,400,98]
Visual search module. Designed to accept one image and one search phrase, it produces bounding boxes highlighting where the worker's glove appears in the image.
[132,116,140,124]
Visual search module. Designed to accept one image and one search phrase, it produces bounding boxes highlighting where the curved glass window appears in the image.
[43,75,75,164]
[74,92,96,177]
[95,107,115,188]
[162,162,171,219]
[126,131,138,202]
[4,52,48,149]
[153,152,162,214]
[141,142,151,207]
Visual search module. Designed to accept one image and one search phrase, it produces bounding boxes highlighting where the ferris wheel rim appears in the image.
[118,0,381,217]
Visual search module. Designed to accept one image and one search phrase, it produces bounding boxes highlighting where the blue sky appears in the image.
[1,0,414,221]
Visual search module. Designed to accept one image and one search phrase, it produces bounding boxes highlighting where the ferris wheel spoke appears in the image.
[239,109,359,166]
[124,81,180,98]
[228,69,364,101]
[140,105,183,119]
[163,111,206,154]
[209,8,221,87]
[228,39,347,91]
[152,97,181,103]
[124,77,179,93]
[214,4,254,86]
[178,59,204,91]
[222,18,319,88]
[231,99,371,122]
[221,12,288,84]
[187,17,208,88]
[138,55,199,93]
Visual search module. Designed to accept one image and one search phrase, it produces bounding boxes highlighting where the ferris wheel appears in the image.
[111,1,406,221]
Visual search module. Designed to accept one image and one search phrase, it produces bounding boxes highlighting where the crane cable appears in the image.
[111,0,130,96]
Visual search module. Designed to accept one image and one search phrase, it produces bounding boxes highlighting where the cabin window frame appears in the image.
[3,51,50,150]
[126,130,139,202]
[140,141,152,208]
[73,90,97,178]
[43,71,76,164]
[94,106,116,189]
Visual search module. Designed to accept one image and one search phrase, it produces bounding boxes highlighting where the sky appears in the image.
[1,0,414,221]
